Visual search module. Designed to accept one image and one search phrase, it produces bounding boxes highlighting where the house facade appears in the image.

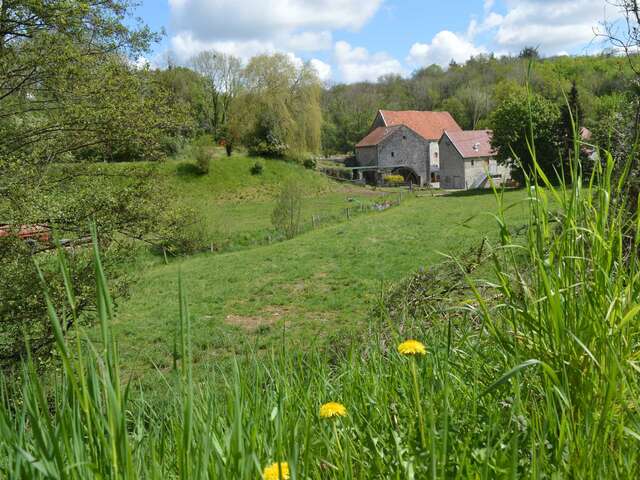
[438,130,511,189]
[355,110,462,186]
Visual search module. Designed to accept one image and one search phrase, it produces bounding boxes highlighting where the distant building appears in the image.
[354,110,462,186]
[438,130,511,190]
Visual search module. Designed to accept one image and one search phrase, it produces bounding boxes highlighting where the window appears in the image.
[403,135,407,140]
[434,152,438,159]
[391,152,395,158]
[471,159,475,166]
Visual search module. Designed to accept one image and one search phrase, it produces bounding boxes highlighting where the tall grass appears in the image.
[1,146,639,478]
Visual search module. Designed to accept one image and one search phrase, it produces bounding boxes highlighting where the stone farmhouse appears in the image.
[354,110,511,189]
[354,110,462,186]
[439,130,511,189]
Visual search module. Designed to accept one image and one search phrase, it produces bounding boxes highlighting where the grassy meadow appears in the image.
[2,150,640,479]
[157,151,397,252]
[109,171,529,384]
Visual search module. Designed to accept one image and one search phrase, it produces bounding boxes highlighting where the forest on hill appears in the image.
[320,51,632,154]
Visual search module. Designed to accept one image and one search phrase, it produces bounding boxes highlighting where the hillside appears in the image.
[155,152,396,252]
[108,187,530,386]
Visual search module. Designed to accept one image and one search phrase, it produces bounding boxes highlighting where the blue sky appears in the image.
[135,1,610,82]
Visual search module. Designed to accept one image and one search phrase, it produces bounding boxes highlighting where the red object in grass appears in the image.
[0,224,52,243]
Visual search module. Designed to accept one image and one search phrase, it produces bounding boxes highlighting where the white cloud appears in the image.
[334,41,404,83]
[284,31,333,52]
[493,0,607,53]
[171,32,278,61]
[168,0,382,61]
[407,31,487,68]
[310,58,332,82]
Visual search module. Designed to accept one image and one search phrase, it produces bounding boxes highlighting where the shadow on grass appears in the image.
[175,162,202,177]
[442,187,524,198]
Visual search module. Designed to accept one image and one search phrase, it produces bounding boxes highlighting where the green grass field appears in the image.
[157,153,396,252]
[5,157,639,478]
[110,183,529,383]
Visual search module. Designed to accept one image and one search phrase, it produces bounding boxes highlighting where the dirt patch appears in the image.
[224,305,293,332]
[224,314,274,331]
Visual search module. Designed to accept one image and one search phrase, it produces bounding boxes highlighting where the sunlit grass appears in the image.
[1,147,639,477]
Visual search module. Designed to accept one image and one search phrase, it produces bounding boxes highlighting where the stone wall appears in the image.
[355,146,377,167]
[439,135,465,189]
[377,126,429,185]
[439,135,511,189]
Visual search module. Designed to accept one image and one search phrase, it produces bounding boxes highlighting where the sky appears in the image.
[135,0,617,83]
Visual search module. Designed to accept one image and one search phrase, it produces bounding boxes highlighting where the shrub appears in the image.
[319,166,352,181]
[383,174,405,185]
[271,179,303,239]
[303,158,316,170]
[159,135,186,156]
[153,206,207,256]
[250,161,264,175]
[194,146,211,175]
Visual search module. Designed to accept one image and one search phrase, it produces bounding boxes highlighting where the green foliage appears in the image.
[271,179,303,239]
[0,1,201,367]
[303,158,317,170]
[236,53,322,157]
[153,66,211,136]
[489,91,561,183]
[190,50,243,134]
[321,54,633,154]
[319,165,353,181]
[194,146,212,175]
[250,161,264,175]
[2,147,640,477]
[153,205,207,256]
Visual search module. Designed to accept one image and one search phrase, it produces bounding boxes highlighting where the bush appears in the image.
[250,161,264,175]
[153,206,207,256]
[271,179,303,239]
[383,174,405,185]
[319,166,352,181]
[303,158,316,170]
[194,146,211,175]
[159,135,187,157]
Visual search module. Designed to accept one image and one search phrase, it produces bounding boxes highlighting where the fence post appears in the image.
[346,208,351,220]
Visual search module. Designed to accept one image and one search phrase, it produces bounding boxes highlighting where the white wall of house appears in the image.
[429,141,440,170]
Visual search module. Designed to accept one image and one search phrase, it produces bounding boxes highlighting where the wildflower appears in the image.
[262,462,290,480]
[319,402,347,419]
[398,339,426,356]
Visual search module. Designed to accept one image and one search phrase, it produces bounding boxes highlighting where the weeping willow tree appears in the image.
[230,53,322,158]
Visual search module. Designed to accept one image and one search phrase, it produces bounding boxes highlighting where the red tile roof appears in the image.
[380,110,462,140]
[355,125,402,147]
[444,130,495,158]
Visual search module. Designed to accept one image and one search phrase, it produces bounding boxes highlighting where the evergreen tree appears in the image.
[559,81,585,174]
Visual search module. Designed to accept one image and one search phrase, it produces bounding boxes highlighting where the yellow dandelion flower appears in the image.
[262,462,290,480]
[398,339,426,356]
[319,402,347,419]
